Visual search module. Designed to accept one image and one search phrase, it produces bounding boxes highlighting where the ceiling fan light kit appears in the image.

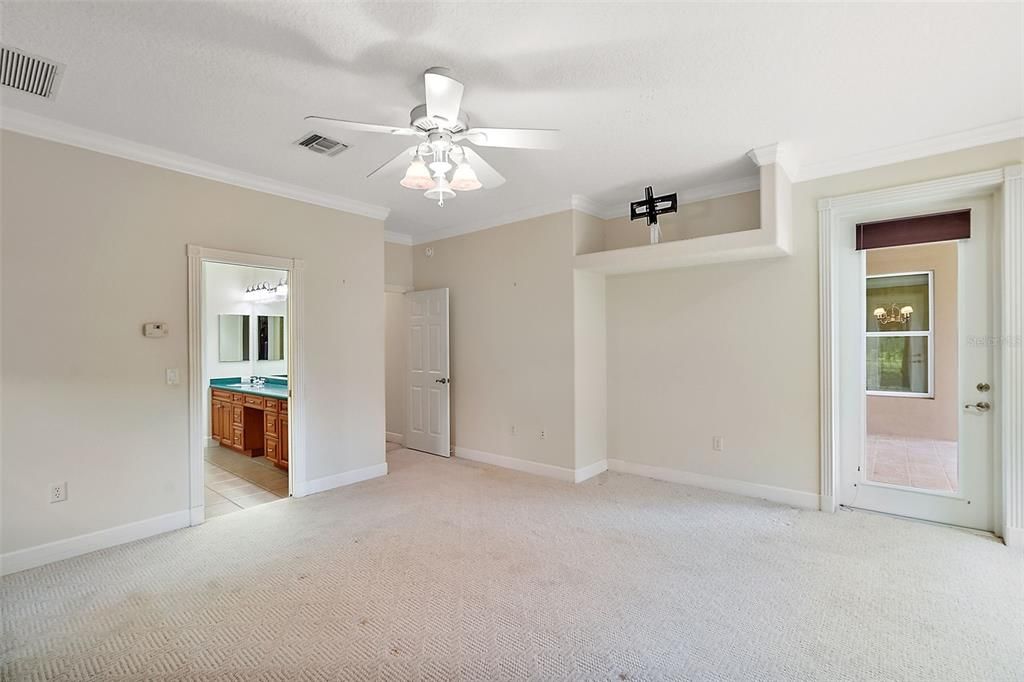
[306,67,559,208]
[400,157,435,190]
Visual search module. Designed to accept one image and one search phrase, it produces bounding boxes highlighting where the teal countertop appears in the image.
[210,377,289,400]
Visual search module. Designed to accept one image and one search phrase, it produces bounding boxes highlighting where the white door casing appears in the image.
[819,165,1024,545]
[836,197,994,530]
[405,288,451,456]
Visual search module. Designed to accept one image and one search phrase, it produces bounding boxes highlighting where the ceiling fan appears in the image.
[305,67,559,207]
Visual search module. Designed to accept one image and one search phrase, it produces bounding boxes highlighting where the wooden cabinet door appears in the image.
[279,416,289,467]
[211,401,221,440]
[221,404,233,444]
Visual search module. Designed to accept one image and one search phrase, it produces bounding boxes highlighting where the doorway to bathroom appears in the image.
[187,246,305,525]
[202,261,289,517]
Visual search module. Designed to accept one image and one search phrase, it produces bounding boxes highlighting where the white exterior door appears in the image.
[838,197,995,531]
[405,288,451,456]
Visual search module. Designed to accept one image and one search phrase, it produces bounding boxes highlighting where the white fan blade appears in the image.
[456,127,560,150]
[423,67,464,125]
[305,116,417,136]
[460,147,505,188]
[367,146,418,179]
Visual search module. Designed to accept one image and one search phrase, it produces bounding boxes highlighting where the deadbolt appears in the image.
[976,382,991,392]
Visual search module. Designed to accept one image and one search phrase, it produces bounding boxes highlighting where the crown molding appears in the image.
[795,118,1024,182]
[383,231,413,246]
[0,107,391,222]
[411,197,577,245]
[748,142,797,179]
[569,194,605,219]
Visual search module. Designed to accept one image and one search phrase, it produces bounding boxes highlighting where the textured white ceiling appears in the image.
[1,2,1021,239]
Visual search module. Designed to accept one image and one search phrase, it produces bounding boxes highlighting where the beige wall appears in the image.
[867,242,958,441]
[384,292,407,439]
[384,242,412,440]
[1,131,386,555]
[606,138,1022,495]
[573,269,607,469]
[413,211,577,469]
[594,190,760,254]
[385,242,413,290]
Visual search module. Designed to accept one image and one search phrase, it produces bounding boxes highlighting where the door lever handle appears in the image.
[964,401,991,412]
[434,378,449,384]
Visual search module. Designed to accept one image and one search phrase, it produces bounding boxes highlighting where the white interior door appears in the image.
[838,197,995,531]
[405,288,451,456]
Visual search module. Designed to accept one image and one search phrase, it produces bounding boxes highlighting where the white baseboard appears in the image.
[0,510,191,576]
[574,459,608,483]
[455,447,577,482]
[607,459,820,510]
[454,447,608,484]
[385,431,404,445]
[1003,525,1023,548]
[294,462,388,497]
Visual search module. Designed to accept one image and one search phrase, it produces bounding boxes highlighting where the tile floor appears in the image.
[204,446,288,518]
[865,434,959,492]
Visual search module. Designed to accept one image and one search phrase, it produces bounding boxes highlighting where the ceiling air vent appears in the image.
[1,45,63,100]
[295,132,348,157]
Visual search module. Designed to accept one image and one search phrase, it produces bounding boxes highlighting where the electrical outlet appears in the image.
[539,429,546,440]
[712,436,724,452]
[50,482,67,503]
[166,368,180,385]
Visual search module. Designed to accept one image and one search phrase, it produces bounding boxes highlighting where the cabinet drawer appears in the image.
[231,428,243,448]
[232,393,245,403]
[211,389,232,401]
[264,398,278,412]
[232,406,243,425]
[244,394,263,407]
[264,412,278,436]
[265,437,279,461]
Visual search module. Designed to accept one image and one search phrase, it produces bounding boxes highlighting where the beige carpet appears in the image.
[2,449,1022,680]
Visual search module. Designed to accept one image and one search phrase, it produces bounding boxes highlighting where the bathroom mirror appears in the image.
[258,315,285,361]
[218,314,250,362]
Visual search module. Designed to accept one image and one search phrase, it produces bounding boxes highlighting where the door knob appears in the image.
[964,401,991,412]
[434,377,449,384]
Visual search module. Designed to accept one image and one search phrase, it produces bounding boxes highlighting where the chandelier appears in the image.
[873,303,913,326]
[399,136,481,207]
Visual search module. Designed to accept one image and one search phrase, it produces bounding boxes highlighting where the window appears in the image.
[865,272,933,397]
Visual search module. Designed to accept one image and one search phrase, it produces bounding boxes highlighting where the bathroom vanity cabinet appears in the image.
[211,386,289,469]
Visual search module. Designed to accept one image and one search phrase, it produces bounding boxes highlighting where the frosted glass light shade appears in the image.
[450,163,482,191]
[400,158,435,190]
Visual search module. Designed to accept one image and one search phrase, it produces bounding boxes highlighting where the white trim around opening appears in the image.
[818,165,1024,545]
[186,245,307,526]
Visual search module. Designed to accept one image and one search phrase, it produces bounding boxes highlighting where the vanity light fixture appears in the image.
[243,278,288,302]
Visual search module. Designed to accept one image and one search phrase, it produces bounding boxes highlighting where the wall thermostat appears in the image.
[143,322,168,338]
